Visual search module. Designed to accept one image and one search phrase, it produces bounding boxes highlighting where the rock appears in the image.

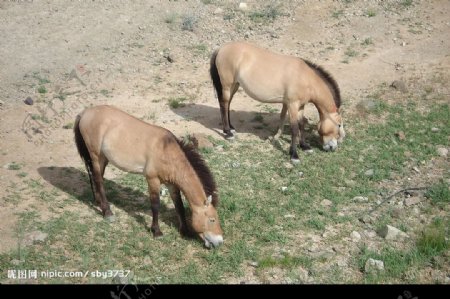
[24,97,34,105]
[295,267,309,282]
[238,2,248,11]
[395,131,405,141]
[283,214,295,218]
[165,54,174,63]
[213,7,223,15]
[350,231,361,242]
[404,197,421,206]
[412,166,420,173]
[249,261,258,267]
[437,147,448,157]
[391,80,407,93]
[190,133,214,150]
[377,225,409,240]
[364,169,374,177]
[431,127,440,132]
[353,196,368,202]
[321,199,333,207]
[23,230,48,246]
[11,259,23,266]
[231,161,240,168]
[281,186,288,192]
[365,258,384,273]
[298,171,304,178]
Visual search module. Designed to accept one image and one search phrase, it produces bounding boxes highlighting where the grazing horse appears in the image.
[74,105,223,248]
[210,41,346,163]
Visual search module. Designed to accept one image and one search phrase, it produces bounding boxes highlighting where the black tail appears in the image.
[209,49,223,102]
[74,114,95,197]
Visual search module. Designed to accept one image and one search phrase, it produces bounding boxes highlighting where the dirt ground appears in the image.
[0,0,449,270]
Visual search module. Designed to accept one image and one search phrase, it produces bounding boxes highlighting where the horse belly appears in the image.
[239,78,284,103]
[101,141,147,174]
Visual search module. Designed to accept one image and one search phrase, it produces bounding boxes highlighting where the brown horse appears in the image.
[74,105,223,248]
[210,41,346,163]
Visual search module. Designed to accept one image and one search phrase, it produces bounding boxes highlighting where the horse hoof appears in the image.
[105,215,116,222]
[290,158,300,164]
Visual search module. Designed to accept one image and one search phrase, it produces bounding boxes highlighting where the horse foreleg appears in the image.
[288,104,301,163]
[274,104,288,140]
[298,108,312,151]
[167,185,190,237]
[147,177,163,237]
[92,155,114,220]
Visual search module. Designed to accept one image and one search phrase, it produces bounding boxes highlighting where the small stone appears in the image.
[231,162,240,168]
[353,196,368,202]
[365,258,384,273]
[213,7,223,15]
[437,147,448,157]
[23,230,48,246]
[281,186,288,192]
[412,166,420,173]
[395,131,406,140]
[190,133,214,150]
[321,199,333,207]
[404,197,421,206]
[350,231,361,242]
[238,2,248,11]
[11,259,23,266]
[391,80,407,93]
[165,54,174,63]
[249,261,258,267]
[401,41,406,47]
[431,127,440,132]
[377,225,409,240]
[284,162,293,169]
[298,171,304,178]
[24,97,33,105]
[284,214,295,218]
[365,169,374,177]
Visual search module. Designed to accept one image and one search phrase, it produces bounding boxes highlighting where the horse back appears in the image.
[78,105,177,175]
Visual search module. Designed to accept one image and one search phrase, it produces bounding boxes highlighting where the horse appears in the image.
[74,105,224,248]
[209,41,346,163]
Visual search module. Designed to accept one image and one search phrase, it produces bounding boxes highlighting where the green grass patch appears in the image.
[168,97,187,109]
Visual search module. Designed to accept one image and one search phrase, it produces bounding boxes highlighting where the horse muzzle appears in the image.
[203,233,224,249]
[323,139,338,152]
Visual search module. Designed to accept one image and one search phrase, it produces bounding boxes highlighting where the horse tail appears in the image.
[74,113,95,197]
[209,49,223,102]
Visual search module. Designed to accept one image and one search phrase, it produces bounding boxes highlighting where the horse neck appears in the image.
[171,160,206,209]
[310,90,337,120]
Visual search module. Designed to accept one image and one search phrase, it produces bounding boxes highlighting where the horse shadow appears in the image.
[37,166,185,236]
[170,103,322,150]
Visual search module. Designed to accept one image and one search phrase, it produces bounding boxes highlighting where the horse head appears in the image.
[318,111,345,152]
[191,194,224,249]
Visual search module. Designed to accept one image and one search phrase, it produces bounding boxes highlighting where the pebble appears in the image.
[404,197,421,206]
[365,169,374,177]
[24,97,34,105]
[238,2,248,11]
[321,199,333,207]
[353,196,368,202]
[350,231,361,242]
[284,214,295,218]
[365,258,384,273]
[437,147,448,157]
[281,186,288,192]
[377,224,409,240]
[431,127,440,132]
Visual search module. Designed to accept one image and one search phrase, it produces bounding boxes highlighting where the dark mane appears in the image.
[303,59,341,108]
[176,138,218,207]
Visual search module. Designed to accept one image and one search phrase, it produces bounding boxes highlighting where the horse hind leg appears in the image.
[220,83,239,139]
[146,176,163,237]
[91,154,114,221]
